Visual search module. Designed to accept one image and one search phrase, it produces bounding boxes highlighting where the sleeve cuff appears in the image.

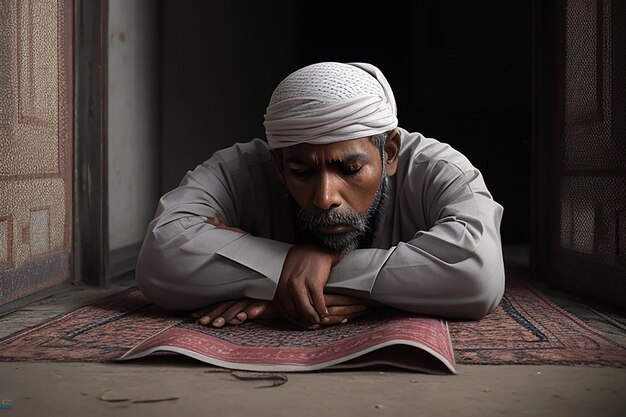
[216,234,293,300]
[326,247,394,293]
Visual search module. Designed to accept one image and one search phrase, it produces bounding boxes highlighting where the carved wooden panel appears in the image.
[0,0,73,305]
[550,0,626,309]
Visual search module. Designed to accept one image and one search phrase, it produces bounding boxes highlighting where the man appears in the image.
[136,62,505,330]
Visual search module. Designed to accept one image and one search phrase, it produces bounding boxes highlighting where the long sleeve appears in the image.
[326,134,505,320]
[136,133,505,320]
[135,140,295,310]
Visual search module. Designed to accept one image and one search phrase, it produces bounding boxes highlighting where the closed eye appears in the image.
[340,165,363,176]
[290,168,312,177]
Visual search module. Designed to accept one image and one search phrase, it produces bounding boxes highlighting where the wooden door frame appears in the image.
[73,0,109,287]
[530,0,558,282]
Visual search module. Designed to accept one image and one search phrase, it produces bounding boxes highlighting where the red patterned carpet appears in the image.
[449,273,626,366]
[0,270,625,368]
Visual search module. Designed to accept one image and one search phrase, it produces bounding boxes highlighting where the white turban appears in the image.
[263,62,398,149]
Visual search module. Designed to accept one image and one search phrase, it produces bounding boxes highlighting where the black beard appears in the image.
[297,174,389,254]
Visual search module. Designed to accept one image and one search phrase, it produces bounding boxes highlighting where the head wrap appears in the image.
[263,62,398,149]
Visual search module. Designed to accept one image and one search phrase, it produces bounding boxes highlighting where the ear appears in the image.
[270,149,286,184]
[383,129,401,176]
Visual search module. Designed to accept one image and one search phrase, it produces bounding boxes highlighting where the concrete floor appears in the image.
[0,361,625,417]
[1,262,626,417]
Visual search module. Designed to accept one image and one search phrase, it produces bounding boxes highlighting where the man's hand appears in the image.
[200,219,360,328]
[275,244,342,326]
[193,294,373,329]
[313,294,375,327]
[192,299,279,327]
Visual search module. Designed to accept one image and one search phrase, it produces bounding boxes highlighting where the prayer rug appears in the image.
[0,270,624,370]
[449,272,626,366]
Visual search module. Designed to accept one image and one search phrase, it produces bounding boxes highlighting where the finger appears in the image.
[229,315,246,325]
[308,283,328,319]
[197,300,238,325]
[321,305,368,324]
[324,294,367,306]
[244,302,279,320]
[219,300,251,322]
[228,312,247,325]
[243,303,265,320]
[327,304,368,316]
[192,302,239,319]
[192,300,232,318]
[321,309,371,326]
[214,300,253,327]
[211,317,226,327]
[290,284,320,324]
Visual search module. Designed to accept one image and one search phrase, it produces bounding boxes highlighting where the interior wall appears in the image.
[107,0,159,252]
[160,0,297,193]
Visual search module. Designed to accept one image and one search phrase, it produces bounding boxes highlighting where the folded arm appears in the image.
[326,161,505,320]
[136,157,504,321]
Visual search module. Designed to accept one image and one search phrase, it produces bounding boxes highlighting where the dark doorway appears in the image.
[160,1,532,248]
[294,1,533,246]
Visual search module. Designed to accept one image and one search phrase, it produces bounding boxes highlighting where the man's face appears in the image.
[275,137,387,253]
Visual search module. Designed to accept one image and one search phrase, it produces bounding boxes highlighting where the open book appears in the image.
[117,309,457,374]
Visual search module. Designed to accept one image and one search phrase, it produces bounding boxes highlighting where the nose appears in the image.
[313,172,342,210]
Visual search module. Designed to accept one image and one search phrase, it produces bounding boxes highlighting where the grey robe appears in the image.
[136,128,505,320]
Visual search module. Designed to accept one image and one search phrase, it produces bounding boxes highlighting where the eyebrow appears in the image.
[286,152,368,165]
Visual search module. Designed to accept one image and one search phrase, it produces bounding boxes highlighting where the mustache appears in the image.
[298,208,368,234]
[296,175,389,253]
